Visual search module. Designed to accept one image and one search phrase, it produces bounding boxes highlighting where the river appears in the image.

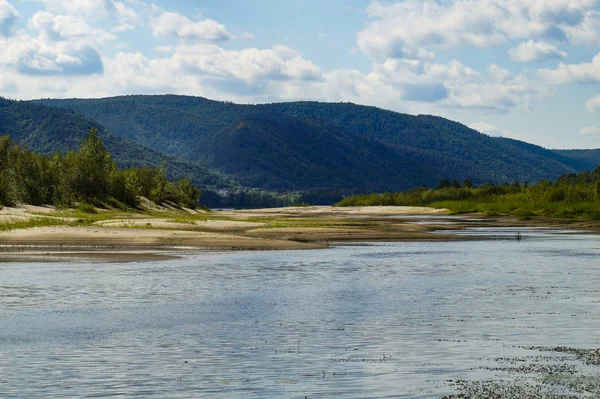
[1,228,600,398]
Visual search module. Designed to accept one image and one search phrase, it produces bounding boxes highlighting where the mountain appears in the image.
[0,97,237,190]
[35,95,595,192]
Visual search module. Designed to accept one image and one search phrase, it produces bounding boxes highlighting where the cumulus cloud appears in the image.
[509,40,568,62]
[34,0,139,32]
[538,52,600,83]
[374,59,479,85]
[169,44,322,82]
[563,9,600,45]
[580,126,600,136]
[151,12,232,41]
[357,0,599,60]
[0,0,19,37]
[442,74,552,113]
[586,95,600,113]
[488,65,512,82]
[0,34,104,76]
[29,11,116,42]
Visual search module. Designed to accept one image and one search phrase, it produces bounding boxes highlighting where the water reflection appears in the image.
[1,229,600,398]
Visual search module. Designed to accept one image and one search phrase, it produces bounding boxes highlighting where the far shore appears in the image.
[1,204,599,262]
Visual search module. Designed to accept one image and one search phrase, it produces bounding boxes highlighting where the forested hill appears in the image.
[200,115,438,190]
[554,149,600,170]
[36,95,594,191]
[0,98,237,190]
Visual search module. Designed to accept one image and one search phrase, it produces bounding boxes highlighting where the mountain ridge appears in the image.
[34,95,596,192]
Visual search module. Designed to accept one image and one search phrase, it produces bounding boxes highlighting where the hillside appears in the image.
[0,98,237,190]
[200,116,438,190]
[554,149,600,170]
[36,95,594,192]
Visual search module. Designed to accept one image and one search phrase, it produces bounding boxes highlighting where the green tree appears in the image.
[167,177,201,209]
[73,128,115,202]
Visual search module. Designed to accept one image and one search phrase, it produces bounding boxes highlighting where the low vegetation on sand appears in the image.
[337,169,600,220]
[0,129,201,209]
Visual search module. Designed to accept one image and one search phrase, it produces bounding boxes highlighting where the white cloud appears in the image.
[375,59,480,84]
[581,126,600,136]
[29,11,116,42]
[508,40,568,62]
[0,33,104,76]
[168,44,322,82]
[151,12,231,41]
[538,52,600,83]
[586,95,600,113]
[370,58,485,104]
[35,0,139,32]
[563,9,600,45]
[488,65,512,82]
[444,73,553,113]
[357,0,599,60]
[0,0,19,37]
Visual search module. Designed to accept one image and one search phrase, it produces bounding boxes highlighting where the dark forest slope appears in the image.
[200,116,439,190]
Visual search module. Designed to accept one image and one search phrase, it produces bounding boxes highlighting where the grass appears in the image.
[76,202,98,214]
[0,218,71,231]
[337,179,600,220]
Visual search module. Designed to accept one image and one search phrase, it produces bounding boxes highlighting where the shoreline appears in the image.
[1,205,599,262]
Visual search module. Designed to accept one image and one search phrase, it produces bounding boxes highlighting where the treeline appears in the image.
[0,129,201,209]
[336,169,600,219]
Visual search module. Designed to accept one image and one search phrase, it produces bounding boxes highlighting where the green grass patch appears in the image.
[0,218,70,231]
[337,178,600,221]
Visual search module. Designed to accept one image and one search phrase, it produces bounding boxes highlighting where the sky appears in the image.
[0,0,599,149]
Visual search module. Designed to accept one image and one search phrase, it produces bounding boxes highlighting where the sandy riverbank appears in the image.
[1,204,597,262]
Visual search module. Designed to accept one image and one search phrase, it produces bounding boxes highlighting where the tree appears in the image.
[462,178,473,188]
[73,128,115,202]
[168,177,201,209]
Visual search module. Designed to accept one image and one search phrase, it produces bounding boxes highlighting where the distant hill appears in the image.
[0,97,237,190]
[35,95,595,192]
[554,149,600,170]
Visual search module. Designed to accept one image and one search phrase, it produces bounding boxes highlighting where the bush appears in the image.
[77,202,97,214]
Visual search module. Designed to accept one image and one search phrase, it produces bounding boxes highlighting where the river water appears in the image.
[1,229,600,398]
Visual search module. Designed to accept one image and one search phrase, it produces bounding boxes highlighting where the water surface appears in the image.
[1,229,600,398]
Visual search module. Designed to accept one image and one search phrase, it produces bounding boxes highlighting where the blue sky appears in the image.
[0,0,599,149]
